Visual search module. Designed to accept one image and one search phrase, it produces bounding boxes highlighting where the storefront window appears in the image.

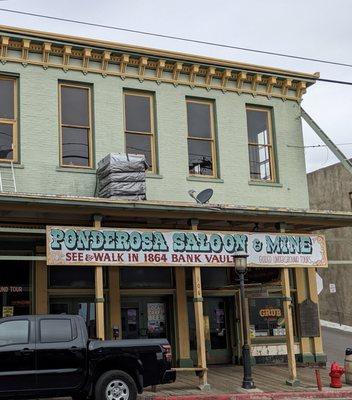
[48,266,107,288]
[186,268,230,289]
[248,297,286,338]
[0,261,32,317]
[120,268,172,288]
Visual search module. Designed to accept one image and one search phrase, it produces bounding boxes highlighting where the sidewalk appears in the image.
[141,364,352,399]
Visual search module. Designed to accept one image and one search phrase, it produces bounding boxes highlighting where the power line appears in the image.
[288,143,352,149]
[1,7,352,71]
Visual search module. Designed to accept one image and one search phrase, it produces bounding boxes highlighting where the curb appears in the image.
[149,389,352,400]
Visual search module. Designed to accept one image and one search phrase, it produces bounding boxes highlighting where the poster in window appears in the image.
[127,309,137,325]
[248,297,285,338]
[2,306,14,317]
[147,303,165,334]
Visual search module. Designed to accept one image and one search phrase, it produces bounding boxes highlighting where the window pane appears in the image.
[187,102,211,138]
[0,79,14,120]
[0,320,29,346]
[62,127,89,166]
[61,86,89,126]
[126,133,152,169]
[246,109,270,145]
[125,94,151,133]
[248,297,285,338]
[188,139,213,175]
[0,123,13,160]
[0,261,31,316]
[120,268,172,288]
[249,144,272,180]
[40,319,72,342]
[49,266,95,288]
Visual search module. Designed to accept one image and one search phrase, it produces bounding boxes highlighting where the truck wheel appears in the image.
[95,370,137,400]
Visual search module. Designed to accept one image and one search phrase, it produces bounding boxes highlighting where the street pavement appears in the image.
[321,325,352,366]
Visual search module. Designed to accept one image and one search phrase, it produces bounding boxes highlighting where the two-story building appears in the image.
[1,24,352,387]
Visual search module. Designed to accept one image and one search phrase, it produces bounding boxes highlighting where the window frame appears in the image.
[58,82,93,169]
[0,76,18,163]
[123,91,157,173]
[0,319,29,347]
[186,98,217,178]
[246,105,276,183]
[39,317,75,343]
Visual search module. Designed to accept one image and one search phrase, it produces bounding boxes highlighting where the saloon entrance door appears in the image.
[189,296,233,364]
[121,297,172,341]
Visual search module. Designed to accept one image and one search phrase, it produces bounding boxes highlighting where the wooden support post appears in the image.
[109,267,121,339]
[191,219,210,391]
[295,268,314,363]
[282,267,299,386]
[175,267,193,367]
[307,268,325,362]
[94,215,105,340]
[35,259,48,314]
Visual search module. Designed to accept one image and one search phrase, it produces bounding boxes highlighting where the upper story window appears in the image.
[246,106,276,182]
[59,83,92,168]
[186,99,217,177]
[124,92,156,172]
[0,77,17,162]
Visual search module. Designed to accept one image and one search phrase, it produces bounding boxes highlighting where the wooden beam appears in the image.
[35,259,48,314]
[191,219,210,391]
[281,267,299,386]
[94,215,105,340]
[109,267,121,339]
[175,267,192,367]
[307,268,325,362]
[295,268,314,363]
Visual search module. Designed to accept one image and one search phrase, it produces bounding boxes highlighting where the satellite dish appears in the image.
[188,188,213,204]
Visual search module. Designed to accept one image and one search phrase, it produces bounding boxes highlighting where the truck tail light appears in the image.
[162,344,172,362]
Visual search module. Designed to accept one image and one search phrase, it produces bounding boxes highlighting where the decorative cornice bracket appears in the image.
[205,67,216,90]
[172,62,183,86]
[120,54,129,79]
[156,59,166,84]
[42,42,52,69]
[62,45,72,72]
[296,81,307,100]
[21,39,31,66]
[0,36,9,64]
[251,74,262,95]
[101,51,111,77]
[82,48,92,75]
[236,72,247,94]
[221,69,232,92]
[266,76,277,98]
[138,57,148,82]
[281,78,292,101]
[189,64,199,88]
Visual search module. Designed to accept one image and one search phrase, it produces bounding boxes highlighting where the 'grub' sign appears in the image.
[46,227,327,268]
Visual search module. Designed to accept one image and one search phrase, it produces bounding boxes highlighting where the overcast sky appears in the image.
[0,0,351,173]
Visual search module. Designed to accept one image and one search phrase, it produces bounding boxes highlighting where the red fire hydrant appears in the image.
[329,362,345,388]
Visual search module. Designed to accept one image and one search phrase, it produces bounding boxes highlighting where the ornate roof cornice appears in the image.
[0,25,319,102]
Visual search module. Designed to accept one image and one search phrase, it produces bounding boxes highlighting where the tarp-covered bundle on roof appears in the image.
[97,153,147,200]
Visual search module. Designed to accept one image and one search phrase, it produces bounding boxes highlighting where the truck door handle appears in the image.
[70,346,80,352]
[20,348,34,356]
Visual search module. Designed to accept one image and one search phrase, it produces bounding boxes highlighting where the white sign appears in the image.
[46,227,328,268]
[329,283,336,293]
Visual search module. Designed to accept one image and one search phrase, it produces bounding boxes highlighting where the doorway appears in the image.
[188,296,234,364]
[49,297,96,338]
[121,296,172,341]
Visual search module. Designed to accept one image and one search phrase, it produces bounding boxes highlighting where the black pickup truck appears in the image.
[0,315,175,400]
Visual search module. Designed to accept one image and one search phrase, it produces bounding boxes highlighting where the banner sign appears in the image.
[46,226,327,268]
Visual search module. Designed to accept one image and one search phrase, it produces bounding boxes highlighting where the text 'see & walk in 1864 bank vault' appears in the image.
[1,24,352,389]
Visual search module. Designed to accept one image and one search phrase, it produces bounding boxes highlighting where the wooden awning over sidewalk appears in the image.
[0,192,351,232]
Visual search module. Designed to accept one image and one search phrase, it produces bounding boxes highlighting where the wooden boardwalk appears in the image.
[143,364,336,396]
